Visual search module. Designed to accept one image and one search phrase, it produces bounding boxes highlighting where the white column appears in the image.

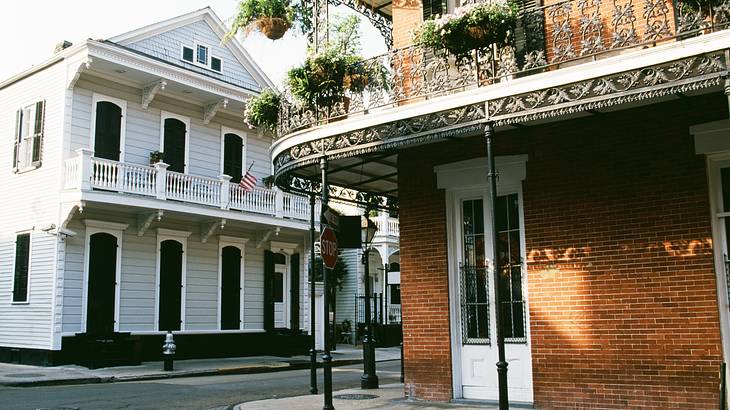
[154,162,169,200]
[77,148,93,191]
[219,174,232,210]
[274,187,284,218]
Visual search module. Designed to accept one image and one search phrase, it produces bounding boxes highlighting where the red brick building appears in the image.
[271,0,730,407]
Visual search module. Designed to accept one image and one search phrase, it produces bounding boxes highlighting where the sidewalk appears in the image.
[0,345,400,387]
[233,383,502,409]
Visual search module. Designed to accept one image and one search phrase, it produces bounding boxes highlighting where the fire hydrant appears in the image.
[162,331,176,371]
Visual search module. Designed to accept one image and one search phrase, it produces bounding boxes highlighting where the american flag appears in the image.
[239,169,257,192]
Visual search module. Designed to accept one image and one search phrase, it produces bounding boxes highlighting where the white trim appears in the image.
[160,111,191,174]
[155,228,189,331]
[194,41,211,68]
[270,241,298,255]
[81,224,125,333]
[90,93,127,162]
[63,329,267,337]
[273,252,290,329]
[218,236,249,330]
[10,230,33,304]
[706,155,730,410]
[220,126,247,177]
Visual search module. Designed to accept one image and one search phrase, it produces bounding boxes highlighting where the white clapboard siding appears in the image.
[124,19,260,92]
[0,61,67,350]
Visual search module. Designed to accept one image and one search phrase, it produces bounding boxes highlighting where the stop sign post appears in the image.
[320,226,338,269]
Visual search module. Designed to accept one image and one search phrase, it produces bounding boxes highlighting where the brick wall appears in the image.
[397,94,726,408]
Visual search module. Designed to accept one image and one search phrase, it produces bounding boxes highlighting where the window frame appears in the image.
[159,111,191,174]
[11,230,32,304]
[220,126,247,180]
[13,99,45,173]
[90,93,127,162]
[196,43,210,66]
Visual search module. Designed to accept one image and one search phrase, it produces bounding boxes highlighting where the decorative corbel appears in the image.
[60,202,83,229]
[201,219,226,243]
[141,80,167,110]
[256,226,280,248]
[137,210,163,236]
[203,99,228,124]
[67,57,93,90]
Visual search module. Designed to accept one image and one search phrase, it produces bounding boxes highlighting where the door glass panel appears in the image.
[460,198,490,344]
[496,194,526,342]
[274,272,284,303]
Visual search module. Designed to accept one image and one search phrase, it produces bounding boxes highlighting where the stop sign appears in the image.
[320,226,338,269]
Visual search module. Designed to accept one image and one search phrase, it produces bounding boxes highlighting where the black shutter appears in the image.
[514,0,545,69]
[422,0,446,21]
[12,109,21,169]
[223,133,243,183]
[94,102,122,161]
[12,233,30,303]
[163,118,186,173]
[290,253,300,331]
[264,250,274,333]
[32,101,45,164]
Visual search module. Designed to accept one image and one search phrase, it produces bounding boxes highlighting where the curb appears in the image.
[1,358,400,388]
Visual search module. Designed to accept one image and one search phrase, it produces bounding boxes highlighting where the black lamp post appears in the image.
[361,214,379,389]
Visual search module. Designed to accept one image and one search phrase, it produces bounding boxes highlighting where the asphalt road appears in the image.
[0,360,402,410]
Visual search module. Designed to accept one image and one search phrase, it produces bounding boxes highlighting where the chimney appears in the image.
[54,41,73,54]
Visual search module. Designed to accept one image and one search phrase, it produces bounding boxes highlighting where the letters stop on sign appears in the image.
[320,226,338,269]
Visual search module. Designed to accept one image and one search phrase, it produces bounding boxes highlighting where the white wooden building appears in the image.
[0,8,316,367]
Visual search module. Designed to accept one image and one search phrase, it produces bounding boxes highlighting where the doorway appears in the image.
[158,239,184,331]
[86,232,118,335]
[221,245,242,330]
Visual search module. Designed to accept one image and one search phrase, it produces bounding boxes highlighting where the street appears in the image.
[0,360,402,410]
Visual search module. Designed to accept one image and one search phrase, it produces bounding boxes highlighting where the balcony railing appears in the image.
[278,0,730,136]
[64,148,319,222]
[373,214,399,238]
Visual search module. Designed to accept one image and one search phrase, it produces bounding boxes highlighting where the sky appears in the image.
[0,1,388,87]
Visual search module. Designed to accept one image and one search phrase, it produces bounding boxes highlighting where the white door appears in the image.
[453,191,533,403]
[274,258,288,328]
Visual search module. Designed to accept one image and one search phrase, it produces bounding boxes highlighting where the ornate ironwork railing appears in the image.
[278,0,730,137]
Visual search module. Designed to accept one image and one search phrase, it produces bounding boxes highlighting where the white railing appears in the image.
[63,148,316,222]
[166,171,221,206]
[388,304,402,323]
[230,185,276,215]
[374,215,399,238]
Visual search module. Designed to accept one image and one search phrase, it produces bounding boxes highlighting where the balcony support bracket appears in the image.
[138,210,163,237]
[67,57,93,90]
[203,99,228,124]
[141,80,167,110]
[256,226,280,248]
[201,219,226,243]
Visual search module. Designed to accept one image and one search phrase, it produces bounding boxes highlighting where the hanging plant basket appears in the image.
[253,16,292,40]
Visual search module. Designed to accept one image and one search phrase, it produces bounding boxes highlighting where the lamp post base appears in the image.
[361,338,379,389]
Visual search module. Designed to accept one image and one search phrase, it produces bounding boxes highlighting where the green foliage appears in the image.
[312,256,348,291]
[224,0,311,41]
[286,15,389,107]
[243,88,280,132]
[149,151,164,163]
[413,1,518,60]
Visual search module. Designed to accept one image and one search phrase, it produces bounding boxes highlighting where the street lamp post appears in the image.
[309,193,318,395]
[361,214,379,389]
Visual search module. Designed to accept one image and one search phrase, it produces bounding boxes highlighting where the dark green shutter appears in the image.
[94,102,122,161]
[264,250,274,332]
[12,109,21,169]
[32,101,45,163]
[223,133,243,183]
[422,0,446,21]
[163,118,186,173]
[290,253,300,331]
[12,233,30,303]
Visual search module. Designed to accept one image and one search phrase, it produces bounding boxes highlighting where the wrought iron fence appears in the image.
[356,293,384,324]
[277,0,730,137]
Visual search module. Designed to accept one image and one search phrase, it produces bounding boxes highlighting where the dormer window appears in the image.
[180,43,222,73]
[196,44,208,65]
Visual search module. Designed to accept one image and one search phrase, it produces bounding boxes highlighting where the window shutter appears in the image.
[290,253,300,331]
[263,250,274,333]
[12,233,30,303]
[422,0,446,21]
[32,100,45,163]
[13,109,22,169]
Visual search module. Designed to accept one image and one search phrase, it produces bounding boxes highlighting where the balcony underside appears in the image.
[272,32,730,200]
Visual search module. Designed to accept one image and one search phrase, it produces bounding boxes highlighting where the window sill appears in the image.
[180,59,222,74]
[14,163,42,174]
[11,301,30,305]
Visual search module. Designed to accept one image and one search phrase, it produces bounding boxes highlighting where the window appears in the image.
[222,130,245,183]
[460,198,489,344]
[495,193,526,343]
[211,56,222,72]
[196,44,209,65]
[182,46,194,63]
[12,233,30,303]
[13,101,45,171]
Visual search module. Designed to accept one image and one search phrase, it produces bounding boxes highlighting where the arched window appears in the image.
[223,133,244,183]
[93,97,125,161]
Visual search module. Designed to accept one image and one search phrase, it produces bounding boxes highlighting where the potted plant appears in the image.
[413,1,518,61]
[224,0,310,41]
[149,151,164,165]
[262,175,275,188]
[286,15,388,110]
[244,88,281,131]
